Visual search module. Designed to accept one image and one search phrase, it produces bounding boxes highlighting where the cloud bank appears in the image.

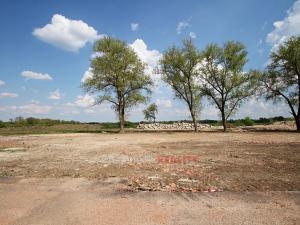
[266,0,300,51]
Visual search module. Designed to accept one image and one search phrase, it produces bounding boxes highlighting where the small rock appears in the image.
[138,186,151,191]
[170,183,176,188]
[148,175,160,180]
[159,181,166,187]
[178,178,198,183]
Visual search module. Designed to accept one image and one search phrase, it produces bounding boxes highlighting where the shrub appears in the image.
[0,120,6,128]
[243,117,254,126]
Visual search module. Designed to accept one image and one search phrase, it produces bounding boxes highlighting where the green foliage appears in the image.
[1,117,80,127]
[0,116,295,135]
[253,117,272,125]
[100,121,138,129]
[26,117,38,125]
[262,36,300,131]
[243,117,254,126]
[199,41,260,131]
[143,103,158,122]
[159,38,202,131]
[227,116,291,127]
[0,120,6,128]
[82,37,153,131]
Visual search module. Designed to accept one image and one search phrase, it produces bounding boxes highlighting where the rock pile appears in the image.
[137,122,211,130]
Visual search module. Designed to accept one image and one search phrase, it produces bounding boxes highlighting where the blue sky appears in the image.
[0,0,299,122]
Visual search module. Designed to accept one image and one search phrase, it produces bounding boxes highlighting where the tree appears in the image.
[158,39,202,132]
[82,37,153,132]
[199,41,260,131]
[143,103,158,122]
[243,117,254,126]
[262,36,300,132]
[26,117,38,125]
[0,120,5,128]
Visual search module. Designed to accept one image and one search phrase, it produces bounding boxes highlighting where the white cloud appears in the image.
[0,105,16,112]
[131,23,139,31]
[130,39,162,76]
[18,104,52,114]
[81,67,94,83]
[266,0,300,51]
[21,70,53,80]
[156,99,172,108]
[174,108,190,116]
[63,102,76,107]
[30,100,40,104]
[48,89,62,100]
[33,14,103,52]
[84,108,96,114]
[201,103,219,118]
[75,94,95,107]
[0,92,18,98]
[90,52,103,59]
[0,80,5,87]
[235,97,289,119]
[69,110,80,115]
[189,32,196,39]
[0,104,52,115]
[176,21,190,34]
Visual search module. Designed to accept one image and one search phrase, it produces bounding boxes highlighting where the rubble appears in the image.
[137,122,211,130]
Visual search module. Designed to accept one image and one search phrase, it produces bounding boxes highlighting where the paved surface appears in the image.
[1,177,299,225]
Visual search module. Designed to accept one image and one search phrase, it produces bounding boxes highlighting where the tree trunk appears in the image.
[296,115,300,132]
[119,107,125,133]
[191,112,198,132]
[221,111,227,132]
[119,114,124,133]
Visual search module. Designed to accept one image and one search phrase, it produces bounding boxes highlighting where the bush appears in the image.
[26,117,38,125]
[254,117,272,125]
[233,120,244,127]
[0,120,6,128]
[272,116,285,122]
[100,121,138,129]
[243,117,254,126]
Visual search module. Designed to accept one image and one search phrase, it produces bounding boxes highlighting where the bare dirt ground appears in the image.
[0,132,300,224]
[1,177,299,225]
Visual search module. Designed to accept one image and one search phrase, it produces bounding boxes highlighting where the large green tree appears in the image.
[199,41,260,131]
[82,37,153,132]
[262,36,300,132]
[158,39,202,132]
[143,103,158,122]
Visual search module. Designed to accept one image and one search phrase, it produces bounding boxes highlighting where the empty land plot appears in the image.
[1,132,300,225]
[0,132,299,192]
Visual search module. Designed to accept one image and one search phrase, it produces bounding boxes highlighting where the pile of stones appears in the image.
[137,122,211,130]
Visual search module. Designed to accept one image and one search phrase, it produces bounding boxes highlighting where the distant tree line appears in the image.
[0,116,292,129]
[0,117,80,127]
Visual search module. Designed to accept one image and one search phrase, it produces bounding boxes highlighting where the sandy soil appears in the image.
[0,132,299,224]
[0,132,299,191]
[0,177,299,225]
